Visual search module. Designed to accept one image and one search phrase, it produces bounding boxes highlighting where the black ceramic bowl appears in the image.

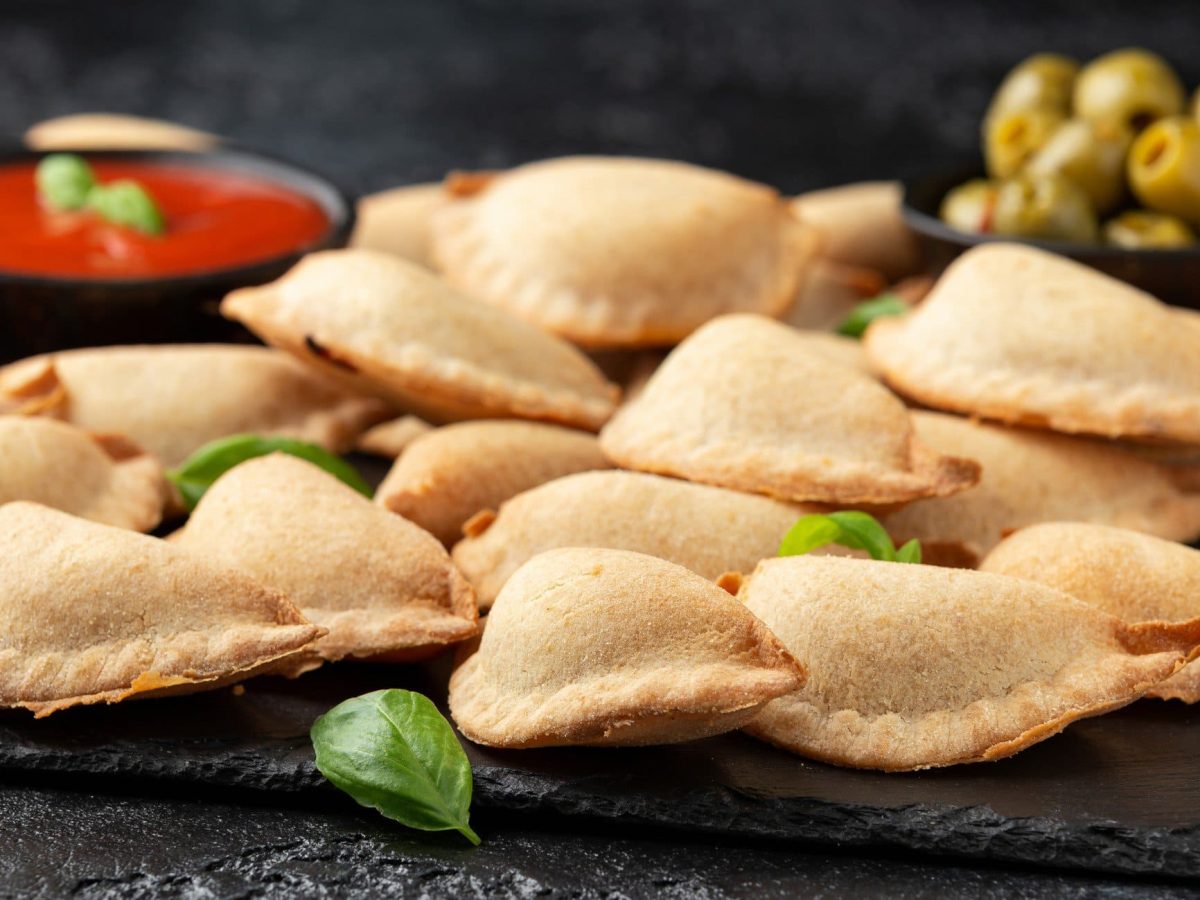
[0,146,354,362]
[902,165,1200,310]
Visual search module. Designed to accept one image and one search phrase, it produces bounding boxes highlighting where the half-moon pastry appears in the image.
[351,183,447,268]
[882,411,1200,566]
[375,421,610,545]
[981,523,1200,702]
[738,555,1200,770]
[222,249,620,430]
[600,314,979,504]
[451,469,817,609]
[448,547,805,748]
[790,182,921,280]
[0,502,321,717]
[864,243,1200,443]
[356,415,434,458]
[781,259,886,332]
[24,113,218,151]
[432,156,814,347]
[0,344,388,466]
[0,417,168,532]
[174,453,477,663]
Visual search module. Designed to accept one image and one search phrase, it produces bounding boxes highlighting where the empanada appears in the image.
[600,315,979,504]
[0,502,321,717]
[737,555,1200,770]
[0,417,168,532]
[0,344,388,466]
[24,113,219,151]
[981,523,1200,703]
[351,183,447,268]
[790,182,921,280]
[431,156,814,347]
[781,259,885,332]
[174,454,477,663]
[448,547,804,748]
[865,243,1200,443]
[356,415,433,458]
[882,412,1200,566]
[451,470,817,609]
[375,421,610,545]
[222,249,620,430]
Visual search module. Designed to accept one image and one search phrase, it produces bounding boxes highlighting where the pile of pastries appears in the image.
[5,129,1200,772]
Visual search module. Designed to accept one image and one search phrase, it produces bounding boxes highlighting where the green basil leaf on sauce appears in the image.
[86,180,166,236]
[167,434,371,511]
[778,510,920,563]
[836,293,909,339]
[36,153,97,211]
[311,689,481,846]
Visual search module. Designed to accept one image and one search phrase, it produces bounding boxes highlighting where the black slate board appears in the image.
[3,663,1199,881]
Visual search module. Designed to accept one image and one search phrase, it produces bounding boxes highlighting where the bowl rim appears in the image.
[900,162,1200,260]
[0,143,357,289]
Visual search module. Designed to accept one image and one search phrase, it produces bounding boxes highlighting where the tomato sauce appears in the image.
[0,160,330,279]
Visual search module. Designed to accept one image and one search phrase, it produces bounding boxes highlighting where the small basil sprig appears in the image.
[837,293,908,339]
[35,153,166,235]
[779,510,921,563]
[311,689,481,845]
[36,153,97,210]
[167,434,371,511]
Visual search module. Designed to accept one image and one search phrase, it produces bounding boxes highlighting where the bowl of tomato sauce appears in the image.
[0,146,353,360]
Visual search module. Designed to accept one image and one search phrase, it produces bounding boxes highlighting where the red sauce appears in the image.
[0,160,330,279]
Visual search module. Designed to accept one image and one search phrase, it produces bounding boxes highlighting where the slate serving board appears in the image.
[2,662,1198,881]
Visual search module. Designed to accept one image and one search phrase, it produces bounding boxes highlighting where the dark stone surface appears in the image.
[3,664,1199,880]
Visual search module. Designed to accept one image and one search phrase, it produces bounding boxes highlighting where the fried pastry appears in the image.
[355,415,434,458]
[738,555,1200,770]
[781,259,886,332]
[222,249,619,430]
[864,243,1200,443]
[0,417,168,532]
[882,412,1200,566]
[0,344,388,466]
[432,156,814,347]
[790,182,921,280]
[174,454,477,663]
[375,421,610,545]
[448,547,805,748]
[24,113,218,151]
[600,314,979,504]
[351,183,447,268]
[981,523,1200,702]
[451,470,817,609]
[0,502,321,717]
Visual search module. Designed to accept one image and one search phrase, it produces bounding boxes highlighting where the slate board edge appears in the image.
[3,741,1196,880]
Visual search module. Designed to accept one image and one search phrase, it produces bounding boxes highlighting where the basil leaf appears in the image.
[778,510,921,564]
[837,293,908,339]
[895,539,923,564]
[167,434,371,511]
[824,510,897,561]
[86,180,166,235]
[36,153,96,210]
[311,689,481,845]
[777,514,843,558]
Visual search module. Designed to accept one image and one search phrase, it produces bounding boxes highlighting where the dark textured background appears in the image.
[1,0,1199,196]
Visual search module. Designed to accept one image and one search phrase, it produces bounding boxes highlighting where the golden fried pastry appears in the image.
[0,417,168,532]
[432,156,814,347]
[175,454,477,663]
[981,523,1200,702]
[600,315,979,504]
[355,415,434,458]
[882,412,1200,566]
[448,547,804,748]
[222,249,620,430]
[865,243,1200,443]
[0,502,321,717]
[781,259,886,331]
[376,421,610,545]
[351,183,448,268]
[24,113,218,151]
[452,470,817,609]
[790,182,921,280]
[0,344,388,466]
[738,555,1200,770]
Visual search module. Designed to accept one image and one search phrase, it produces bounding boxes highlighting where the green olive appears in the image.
[991,173,1099,242]
[983,108,1064,179]
[1104,210,1196,248]
[939,179,999,233]
[986,53,1079,120]
[1073,48,1185,130]
[1026,118,1132,213]
[1127,116,1200,224]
